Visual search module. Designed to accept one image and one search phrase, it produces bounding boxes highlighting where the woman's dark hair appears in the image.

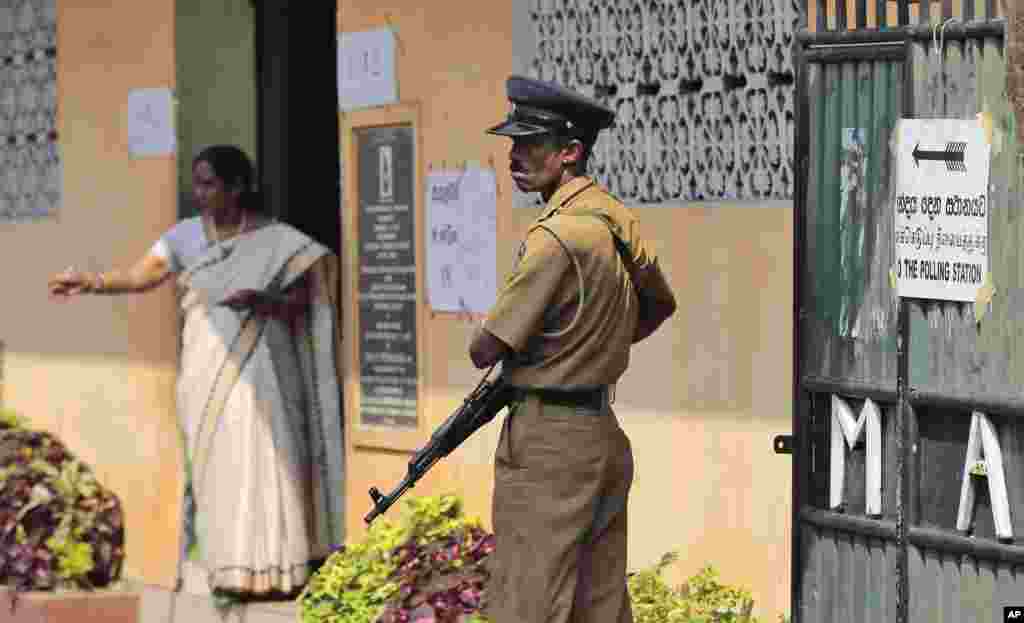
[193,145,265,214]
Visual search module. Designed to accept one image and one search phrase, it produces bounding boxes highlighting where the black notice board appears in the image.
[356,125,418,429]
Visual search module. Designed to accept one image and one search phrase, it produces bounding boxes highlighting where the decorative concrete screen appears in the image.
[526,0,800,202]
[0,0,59,221]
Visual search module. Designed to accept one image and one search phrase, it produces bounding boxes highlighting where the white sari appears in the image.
[175,222,344,595]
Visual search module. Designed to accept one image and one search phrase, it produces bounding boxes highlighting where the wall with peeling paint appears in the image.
[797,5,1024,621]
[1008,1,1024,143]
[907,36,1020,408]
[802,58,904,389]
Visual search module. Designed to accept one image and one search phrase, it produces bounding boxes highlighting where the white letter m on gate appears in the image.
[830,395,883,517]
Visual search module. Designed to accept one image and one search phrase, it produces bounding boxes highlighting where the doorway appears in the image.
[175,0,340,254]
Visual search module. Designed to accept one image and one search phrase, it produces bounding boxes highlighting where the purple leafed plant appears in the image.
[0,414,125,592]
[375,514,496,623]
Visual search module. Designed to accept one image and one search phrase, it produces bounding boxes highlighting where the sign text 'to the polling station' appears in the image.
[894,118,992,302]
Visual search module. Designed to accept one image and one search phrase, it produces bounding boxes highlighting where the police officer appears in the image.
[469,76,677,623]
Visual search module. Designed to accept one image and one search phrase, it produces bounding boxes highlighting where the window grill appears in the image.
[527,0,801,203]
[0,0,59,221]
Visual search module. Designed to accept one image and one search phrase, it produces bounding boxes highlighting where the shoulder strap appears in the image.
[561,208,650,309]
[526,222,586,339]
[565,207,636,277]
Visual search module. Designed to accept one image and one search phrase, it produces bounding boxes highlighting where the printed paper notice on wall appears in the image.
[127,88,176,157]
[426,167,498,314]
[338,28,398,111]
[894,118,991,302]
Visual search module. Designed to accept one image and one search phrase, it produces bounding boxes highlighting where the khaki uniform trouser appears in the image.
[486,393,635,623]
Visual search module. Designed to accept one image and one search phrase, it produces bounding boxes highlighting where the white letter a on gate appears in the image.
[956,411,1014,540]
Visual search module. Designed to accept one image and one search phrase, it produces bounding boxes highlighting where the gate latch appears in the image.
[773,434,793,455]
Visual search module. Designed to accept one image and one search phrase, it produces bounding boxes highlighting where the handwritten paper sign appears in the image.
[338,28,398,111]
[127,88,176,157]
[425,167,498,314]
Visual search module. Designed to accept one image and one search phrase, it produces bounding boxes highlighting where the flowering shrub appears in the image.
[299,494,494,623]
[0,410,125,592]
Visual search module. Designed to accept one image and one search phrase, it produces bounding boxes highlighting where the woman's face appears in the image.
[192,160,239,215]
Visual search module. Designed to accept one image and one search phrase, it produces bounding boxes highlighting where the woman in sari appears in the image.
[47,145,345,600]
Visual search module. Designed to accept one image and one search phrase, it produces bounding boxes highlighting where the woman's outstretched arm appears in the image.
[48,254,173,299]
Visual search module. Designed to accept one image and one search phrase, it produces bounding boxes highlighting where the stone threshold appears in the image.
[125,579,297,623]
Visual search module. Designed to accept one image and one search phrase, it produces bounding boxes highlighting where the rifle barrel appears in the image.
[362,375,511,525]
[363,451,444,524]
[364,475,414,524]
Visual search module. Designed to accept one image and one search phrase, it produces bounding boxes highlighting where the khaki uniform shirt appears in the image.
[484,176,657,389]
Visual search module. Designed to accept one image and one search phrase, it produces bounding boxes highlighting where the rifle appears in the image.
[364,366,515,524]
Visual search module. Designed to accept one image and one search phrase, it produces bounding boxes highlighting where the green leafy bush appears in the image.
[299,494,494,623]
[0,411,125,592]
[629,551,759,623]
[0,408,26,431]
[300,494,784,623]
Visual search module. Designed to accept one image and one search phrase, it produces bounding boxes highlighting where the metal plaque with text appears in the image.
[356,125,417,429]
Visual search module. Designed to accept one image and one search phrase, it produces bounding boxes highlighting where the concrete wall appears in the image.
[0,0,797,611]
[337,1,794,618]
[0,1,181,587]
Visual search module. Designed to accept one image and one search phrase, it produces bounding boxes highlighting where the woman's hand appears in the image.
[48,255,172,300]
[48,268,98,300]
[221,286,308,322]
[220,289,271,312]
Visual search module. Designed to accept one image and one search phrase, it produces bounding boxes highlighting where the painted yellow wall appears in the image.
[0,0,181,587]
[337,0,517,541]
[0,0,796,609]
[338,1,794,618]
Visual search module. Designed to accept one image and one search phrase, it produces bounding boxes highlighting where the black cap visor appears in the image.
[487,103,576,137]
[486,118,553,137]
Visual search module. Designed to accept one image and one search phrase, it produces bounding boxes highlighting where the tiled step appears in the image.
[135,582,297,623]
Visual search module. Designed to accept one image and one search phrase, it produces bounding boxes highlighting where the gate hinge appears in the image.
[773,434,793,455]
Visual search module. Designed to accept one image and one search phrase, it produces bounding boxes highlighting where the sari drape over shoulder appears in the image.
[175,222,344,595]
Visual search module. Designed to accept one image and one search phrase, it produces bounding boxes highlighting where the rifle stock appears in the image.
[364,374,514,524]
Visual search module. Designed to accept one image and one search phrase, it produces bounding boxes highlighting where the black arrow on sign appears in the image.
[912,141,967,172]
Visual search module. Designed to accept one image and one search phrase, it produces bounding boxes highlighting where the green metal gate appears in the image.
[791,2,1023,621]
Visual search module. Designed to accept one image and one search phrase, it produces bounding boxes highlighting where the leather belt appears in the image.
[515,386,609,413]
